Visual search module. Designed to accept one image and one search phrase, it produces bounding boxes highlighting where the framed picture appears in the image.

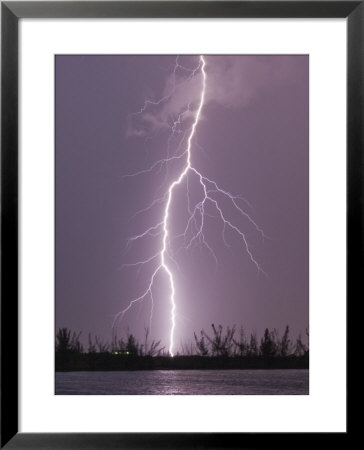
[1,1,355,447]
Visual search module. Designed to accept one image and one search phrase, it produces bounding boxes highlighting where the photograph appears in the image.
[55,54,309,395]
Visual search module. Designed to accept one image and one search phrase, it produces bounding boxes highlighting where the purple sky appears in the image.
[56,55,308,351]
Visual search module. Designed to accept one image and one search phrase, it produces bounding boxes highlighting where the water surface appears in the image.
[56,369,308,395]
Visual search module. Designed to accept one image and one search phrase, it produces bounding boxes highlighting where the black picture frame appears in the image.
[1,1,356,448]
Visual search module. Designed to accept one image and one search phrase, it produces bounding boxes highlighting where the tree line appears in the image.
[193,324,308,358]
[56,324,308,358]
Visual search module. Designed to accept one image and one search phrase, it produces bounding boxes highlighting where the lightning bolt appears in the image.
[114,55,266,356]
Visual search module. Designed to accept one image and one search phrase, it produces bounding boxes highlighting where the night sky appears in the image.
[56,55,308,351]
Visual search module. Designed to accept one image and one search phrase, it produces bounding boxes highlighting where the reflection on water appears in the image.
[56,369,308,395]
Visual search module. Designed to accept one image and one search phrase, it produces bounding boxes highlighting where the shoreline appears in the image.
[56,354,308,372]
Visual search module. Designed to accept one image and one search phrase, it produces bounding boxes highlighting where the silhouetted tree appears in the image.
[95,336,109,353]
[203,324,235,357]
[305,327,309,356]
[88,334,97,354]
[260,328,277,357]
[56,328,71,353]
[126,334,139,355]
[233,326,248,356]
[279,325,292,357]
[56,328,83,353]
[194,331,209,356]
[248,332,258,356]
[294,333,308,356]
